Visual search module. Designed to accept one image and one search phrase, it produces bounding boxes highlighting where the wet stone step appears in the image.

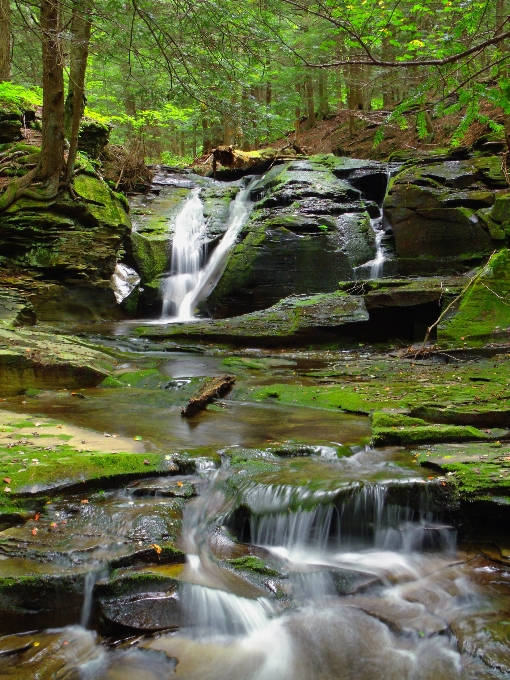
[99,591,181,632]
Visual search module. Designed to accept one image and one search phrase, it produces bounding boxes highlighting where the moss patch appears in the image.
[227,556,282,577]
[416,441,510,501]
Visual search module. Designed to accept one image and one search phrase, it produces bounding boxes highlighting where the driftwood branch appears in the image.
[181,375,236,417]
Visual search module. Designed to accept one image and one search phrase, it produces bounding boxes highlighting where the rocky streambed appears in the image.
[1,147,510,676]
[0,336,509,678]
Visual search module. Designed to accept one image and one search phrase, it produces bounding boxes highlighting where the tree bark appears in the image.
[181,375,235,417]
[0,0,10,82]
[39,0,65,184]
[305,78,316,128]
[64,0,92,183]
[318,70,329,119]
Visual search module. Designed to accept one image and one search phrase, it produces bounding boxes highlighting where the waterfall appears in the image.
[161,177,258,321]
[355,170,391,280]
[161,188,207,320]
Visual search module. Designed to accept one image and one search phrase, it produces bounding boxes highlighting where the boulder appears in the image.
[0,327,115,394]
[138,291,369,346]
[204,157,380,316]
[0,159,131,320]
[0,288,36,327]
[0,108,22,144]
[438,248,510,346]
[77,118,111,158]
[385,157,507,275]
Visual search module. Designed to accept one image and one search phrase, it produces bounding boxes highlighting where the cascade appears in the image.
[161,188,207,320]
[355,170,392,280]
[161,176,259,321]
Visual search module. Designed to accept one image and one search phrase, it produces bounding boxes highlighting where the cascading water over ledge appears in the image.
[161,176,260,321]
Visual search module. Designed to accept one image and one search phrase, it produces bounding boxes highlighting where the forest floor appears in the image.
[273,102,504,160]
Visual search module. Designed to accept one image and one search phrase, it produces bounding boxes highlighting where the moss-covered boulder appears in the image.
[138,291,369,346]
[385,157,507,275]
[0,107,23,143]
[438,248,510,346]
[0,327,115,394]
[371,411,492,446]
[205,158,379,316]
[77,118,111,158]
[0,160,131,320]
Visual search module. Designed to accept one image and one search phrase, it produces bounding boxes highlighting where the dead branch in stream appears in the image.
[181,375,236,417]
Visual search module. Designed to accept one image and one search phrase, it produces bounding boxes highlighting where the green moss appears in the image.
[439,249,510,346]
[228,556,282,577]
[371,412,427,428]
[372,423,487,446]
[0,445,169,496]
[416,442,510,500]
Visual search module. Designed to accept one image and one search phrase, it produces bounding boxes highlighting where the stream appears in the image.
[0,345,510,679]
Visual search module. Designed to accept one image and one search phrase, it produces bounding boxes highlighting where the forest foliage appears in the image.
[0,0,509,163]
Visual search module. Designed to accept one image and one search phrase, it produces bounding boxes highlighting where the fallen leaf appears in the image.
[3,477,11,484]
[81,499,89,504]
[143,459,150,465]
[50,522,57,528]
[177,481,183,487]
[134,436,143,441]
[151,543,162,555]
[31,528,38,536]
[3,487,11,493]
[34,512,40,521]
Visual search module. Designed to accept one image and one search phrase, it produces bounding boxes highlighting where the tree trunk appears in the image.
[305,79,316,129]
[202,117,212,154]
[318,70,329,119]
[0,0,10,82]
[64,0,92,183]
[39,0,65,185]
[294,83,301,144]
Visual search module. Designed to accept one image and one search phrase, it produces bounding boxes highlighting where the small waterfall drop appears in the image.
[161,177,258,321]
[355,170,391,280]
[161,188,207,319]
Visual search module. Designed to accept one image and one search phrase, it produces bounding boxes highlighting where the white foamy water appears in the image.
[161,177,258,321]
[161,188,207,320]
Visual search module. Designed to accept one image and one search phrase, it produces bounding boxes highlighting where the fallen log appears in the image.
[211,145,307,175]
[181,375,236,417]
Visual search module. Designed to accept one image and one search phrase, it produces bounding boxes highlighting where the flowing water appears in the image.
[355,171,392,280]
[161,178,258,321]
[161,188,208,320]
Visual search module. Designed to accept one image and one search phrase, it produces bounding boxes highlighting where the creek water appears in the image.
[1,346,510,679]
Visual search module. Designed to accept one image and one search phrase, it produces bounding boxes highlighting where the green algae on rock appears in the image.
[438,249,510,347]
[370,411,492,446]
[0,327,115,394]
[138,291,368,346]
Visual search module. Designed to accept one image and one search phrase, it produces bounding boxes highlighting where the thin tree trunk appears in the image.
[202,117,211,154]
[0,0,10,82]
[64,0,92,183]
[39,0,65,184]
[318,70,329,119]
[305,79,316,129]
[294,83,302,144]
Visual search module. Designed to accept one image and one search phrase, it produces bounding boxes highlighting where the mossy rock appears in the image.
[371,410,489,446]
[138,291,369,346]
[438,248,510,346]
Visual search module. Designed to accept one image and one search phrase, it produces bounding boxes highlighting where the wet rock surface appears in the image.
[385,156,508,275]
[139,291,369,346]
[205,157,383,316]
